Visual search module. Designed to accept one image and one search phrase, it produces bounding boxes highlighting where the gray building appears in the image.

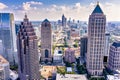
[0,13,17,64]
[86,3,106,76]
[17,15,40,80]
[41,19,52,63]
[80,36,88,61]
[62,14,67,28]
[108,41,120,71]
[104,33,110,63]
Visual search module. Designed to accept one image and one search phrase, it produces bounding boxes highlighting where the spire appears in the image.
[92,2,103,14]
[43,19,49,23]
[24,13,29,22]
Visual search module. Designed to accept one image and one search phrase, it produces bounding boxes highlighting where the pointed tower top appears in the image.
[97,1,99,5]
[92,2,103,14]
[25,13,27,19]
[24,13,29,22]
[43,19,49,23]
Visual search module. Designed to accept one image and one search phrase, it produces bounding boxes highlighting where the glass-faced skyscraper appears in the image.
[87,3,106,76]
[0,13,17,64]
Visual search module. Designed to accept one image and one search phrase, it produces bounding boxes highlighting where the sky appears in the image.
[0,0,120,21]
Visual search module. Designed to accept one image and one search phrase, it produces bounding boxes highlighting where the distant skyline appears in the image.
[0,0,120,21]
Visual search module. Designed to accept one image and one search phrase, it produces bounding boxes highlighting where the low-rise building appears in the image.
[53,49,63,63]
[0,55,10,80]
[56,74,87,80]
[64,47,75,63]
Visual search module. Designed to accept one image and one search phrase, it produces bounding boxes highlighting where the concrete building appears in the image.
[17,15,40,80]
[0,40,4,57]
[56,74,87,80]
[41,19,52,63]
[0,55,10,80]
[80,36,88,61]
[87,3,106,76]
[0,13,17,64]
[53,49,63,63]
[62,14,67,28]
[64,48,75,63]
[108,41,120,71]
[104,33,110,63]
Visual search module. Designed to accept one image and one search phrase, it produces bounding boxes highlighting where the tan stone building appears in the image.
[87,3,106,76]
[41,19,52,63]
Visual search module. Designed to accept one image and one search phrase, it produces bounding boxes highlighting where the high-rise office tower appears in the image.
[108,41,120,71]
[62,14,67,28]
[87,3,106,76]
[41,19,52,63]
[0,13,17,64]
[17,15,40,80]
[104,33,110,64]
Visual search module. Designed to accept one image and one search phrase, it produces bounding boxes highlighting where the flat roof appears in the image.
[56,74,87,80]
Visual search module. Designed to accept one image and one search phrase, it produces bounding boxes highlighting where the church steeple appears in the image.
[92,2,103,14]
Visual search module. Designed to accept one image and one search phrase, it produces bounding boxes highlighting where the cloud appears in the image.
[23,1,43,10]
[0,2,8,10]
[12,2,120,21]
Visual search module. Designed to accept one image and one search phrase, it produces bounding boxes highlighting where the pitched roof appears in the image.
[43,19,49,22]
[92,4,103,14]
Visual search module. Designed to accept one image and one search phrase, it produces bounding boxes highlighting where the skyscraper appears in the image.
[62,14,67,28]
[0,13,17,64]
[17,15,40,80]
[87,3,106,76]
[41,19,52,63]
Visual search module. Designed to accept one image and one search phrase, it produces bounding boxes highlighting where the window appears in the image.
[45,49,49,58]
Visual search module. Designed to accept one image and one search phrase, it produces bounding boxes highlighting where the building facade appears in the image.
[62,14,67,28]
[87,3,106,76]
[64,48,75,63]
[17,15,40,80]
[0,13,17,64]
[0,55,10,80]
[0,40,4,56]
[108,41,120,71]
[80,36,88,60]
[41,19,52,63]
[104,33,110,63]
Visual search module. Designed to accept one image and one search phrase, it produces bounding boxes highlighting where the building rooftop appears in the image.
[112,41,120,48]
[0,55,8,64]
[56,74,87,80]
[92,3,103,14]
[43,19,49,23]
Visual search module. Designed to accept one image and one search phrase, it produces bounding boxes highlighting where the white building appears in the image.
[104,33,110,63]
[107,74,120,80]
[0,55,10,80]
[53,49,63,63]
[56,74,87,80]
